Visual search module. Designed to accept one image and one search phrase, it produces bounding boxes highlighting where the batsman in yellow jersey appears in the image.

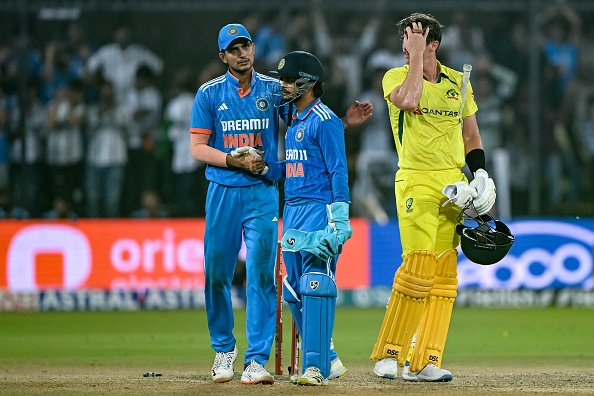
[370,13,496,382]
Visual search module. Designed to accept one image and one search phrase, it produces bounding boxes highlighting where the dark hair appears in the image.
[396,13,444,48]
[312,81,324,98]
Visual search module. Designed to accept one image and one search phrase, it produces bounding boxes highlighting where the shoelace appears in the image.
[213,351,234,370]
[303,367,324,382]
[244,360,263,373]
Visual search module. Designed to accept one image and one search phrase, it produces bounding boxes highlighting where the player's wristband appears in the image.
[465,148,486,174]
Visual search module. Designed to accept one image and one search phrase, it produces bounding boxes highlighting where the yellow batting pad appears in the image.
[370,250,437,365]
[410,248,458,372]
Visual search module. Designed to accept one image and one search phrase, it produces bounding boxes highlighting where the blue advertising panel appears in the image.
[370,218,594,290]
[458,218,594,290]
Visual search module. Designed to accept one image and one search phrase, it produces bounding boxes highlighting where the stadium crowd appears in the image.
[1,1,594,220]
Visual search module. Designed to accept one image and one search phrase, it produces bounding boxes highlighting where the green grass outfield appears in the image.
[1,307,593,368]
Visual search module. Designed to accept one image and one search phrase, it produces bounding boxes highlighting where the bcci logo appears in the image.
[278,58,286,70]
[446,88,459,100]
[295,128,305,142]
[406,197,413,213]
[228,26,239,36]
[310,280,319,290]
[256,98,270,111]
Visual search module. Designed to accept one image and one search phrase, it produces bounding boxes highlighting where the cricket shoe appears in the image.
[297,366,328,386]
[290,357,347,384]
[373,357,399,379]
[328,357,347,380]
[240,360,274,384]
[211,346,238,383]
[402,363,452,382]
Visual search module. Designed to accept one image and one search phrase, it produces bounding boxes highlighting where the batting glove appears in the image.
[442,181,478,209]
[469,169,496,215]
[229,146,268,175]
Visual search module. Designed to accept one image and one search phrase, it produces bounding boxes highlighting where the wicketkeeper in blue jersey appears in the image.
[190,24,372,385]
[270,51,360,386]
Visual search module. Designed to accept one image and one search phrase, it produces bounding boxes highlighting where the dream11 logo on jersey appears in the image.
[457,219,594,289]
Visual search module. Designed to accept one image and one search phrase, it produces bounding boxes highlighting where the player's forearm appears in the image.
[191,141,228,167]
[391,54,424,111]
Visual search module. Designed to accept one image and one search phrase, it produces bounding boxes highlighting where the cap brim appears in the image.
[220,36,252,52]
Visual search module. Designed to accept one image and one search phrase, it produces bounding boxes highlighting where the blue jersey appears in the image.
[190,70,283,187]
[284,99,350,205]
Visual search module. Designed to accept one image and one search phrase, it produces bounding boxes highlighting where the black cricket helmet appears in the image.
[269,51,324,82]
[268,51,324,105]
[456,211,514,265]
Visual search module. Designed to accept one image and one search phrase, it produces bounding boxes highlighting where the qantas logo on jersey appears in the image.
[414,107,459,117]
[221,118,270,132]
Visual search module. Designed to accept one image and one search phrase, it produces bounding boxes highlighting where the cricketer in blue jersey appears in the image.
[271,51,358,386]
[189,24,372,385]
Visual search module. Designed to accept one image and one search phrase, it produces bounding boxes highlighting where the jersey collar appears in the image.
[293,98,322,122]
[226,68,256,98]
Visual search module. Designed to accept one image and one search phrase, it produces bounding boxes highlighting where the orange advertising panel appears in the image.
[0,219,369,291]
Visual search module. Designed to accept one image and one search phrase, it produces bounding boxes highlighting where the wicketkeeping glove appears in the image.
[229,146,268,175]
[469,169,496,215]
[442,181,477,209]
[281,229,336,261]
[323,202,352,254]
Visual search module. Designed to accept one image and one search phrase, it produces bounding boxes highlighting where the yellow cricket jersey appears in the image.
[383,61,478,171]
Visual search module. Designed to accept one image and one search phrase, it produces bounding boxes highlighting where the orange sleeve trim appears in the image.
[190,128,212,135]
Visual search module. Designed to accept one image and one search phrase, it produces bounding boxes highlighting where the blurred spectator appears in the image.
[253,12,286,72]
[472,61,517,218]
[64,23,94,79]
[0,187,29,219]
[85,80,128,218]
[350,68,398,223]
[40,40,78,103]
[579,95,594,204]
[440,12,486,71]
[85,24,163,103]
[131,189,169,218]
[539,0,581,96]
[366,32,406,74]
[121,65,162,216]
[9,81,46,216]
[538,1,582,214]
[0,30,43,97]
[42,194,78,220]
[45,78,86,214]
[310,0,383,109]
[165,68,206,217]
[0,85,11,190]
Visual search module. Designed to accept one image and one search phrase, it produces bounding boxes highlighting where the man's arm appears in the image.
[461,114,483,154]
[389,25,428,111]
[341,100,373,129]
[190,132,265,173]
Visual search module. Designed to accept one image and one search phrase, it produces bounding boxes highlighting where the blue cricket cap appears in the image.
[218,23,252,52]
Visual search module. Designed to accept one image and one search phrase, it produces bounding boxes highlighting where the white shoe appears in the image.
[297,367,328,386]
[290,357,346,383]
[373,357,399,379]
[240,359,274,384]
[212,346,238,383]
[328,357,347,380]
[402,363,452,382]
